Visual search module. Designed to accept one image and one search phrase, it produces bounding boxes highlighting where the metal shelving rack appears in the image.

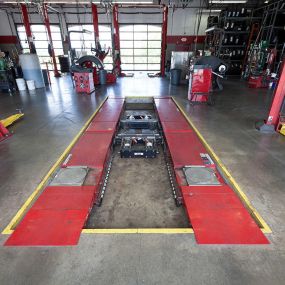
[257,0,285,74]
[205,8,262,76]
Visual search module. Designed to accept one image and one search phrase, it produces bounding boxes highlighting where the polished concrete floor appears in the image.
[1,73,285,284]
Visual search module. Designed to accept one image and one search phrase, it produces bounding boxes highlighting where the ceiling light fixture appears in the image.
[210,0,247,3]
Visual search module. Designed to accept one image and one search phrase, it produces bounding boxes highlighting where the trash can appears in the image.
[99,69,107,85]
[170,68,182,85]
[42,69,49,85]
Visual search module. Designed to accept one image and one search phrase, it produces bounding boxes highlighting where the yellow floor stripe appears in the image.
[172,97,272,234]
[2,97,108,235]
[82,228,194,234]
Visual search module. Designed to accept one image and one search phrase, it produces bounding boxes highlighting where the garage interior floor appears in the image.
[1,73,285,284]
[86,145,189,229]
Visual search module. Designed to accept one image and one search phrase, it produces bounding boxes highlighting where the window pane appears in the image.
[99,25,111,32]
[104,63,113,70]
[120,32,133,40]
[134,33,147,40]
[121,56,134,64]
[52,34,62,41]
[120,25,133,32]
[148,57,161,64]
[134,25,147,32]
[148,64,160,70]
[148,25,162,32]
[121,49,133,56]
[148,33,161,41]
[50,26,60,32]
[134,57,147,64]
[121,41,133,48]
[134,64,147,70]
[148,49,161,56]
[36,49,49,56]
[134,41,147,48]
[122,64,134,70]
[70,41,83,49]
[54,49,63,56]
[31,25,46,32]
[34,33,48,41]
[34,41,48,49]
[148,41,161,48]
[18,32,27,41]
[100,32,111,41]
[53,41,63,48]
[134,49,147,56]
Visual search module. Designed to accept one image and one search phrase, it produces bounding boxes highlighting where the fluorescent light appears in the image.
[202,9,222,12]
[210,0,247,3]
[3,0,153,3]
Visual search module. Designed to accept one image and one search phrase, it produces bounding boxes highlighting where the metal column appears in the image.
[257,60,285,132]
[20,3,35,53]
[112,4,122,76]
[160,5,168,77]
[42,4,60,77]
[92,3,99,48]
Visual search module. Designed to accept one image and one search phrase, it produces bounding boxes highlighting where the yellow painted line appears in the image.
[82,228,194,234]
[172,97,272,234]
[2,97,108,235]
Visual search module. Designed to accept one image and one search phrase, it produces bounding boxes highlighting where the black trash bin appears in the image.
[170,68,182,85]
[99,69,107,85]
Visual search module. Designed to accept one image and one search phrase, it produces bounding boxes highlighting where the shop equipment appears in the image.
[73,71,95,95]
[256,59,285,133]
[4,97,269,246]
[188,56,227,104]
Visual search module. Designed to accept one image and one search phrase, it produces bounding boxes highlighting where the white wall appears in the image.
[1,4,211,37]
[0,9,17,36]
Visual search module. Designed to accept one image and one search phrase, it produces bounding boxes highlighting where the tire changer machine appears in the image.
[188,56,228,104]
[70,35,117,94]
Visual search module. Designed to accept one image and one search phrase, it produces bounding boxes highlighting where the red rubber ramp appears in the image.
[32,186,96,210]
[183,192,269,244]
[66,132,113,168]
[161,121,193,133]
[5,209,89,246]
[94,98,124,122]
[86,121,117,133]
[165,131,208,167]
[155,98,185,122]
[5,186,95,246]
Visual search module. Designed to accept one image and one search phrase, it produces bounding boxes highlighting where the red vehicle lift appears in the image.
[91,3,100,48]
[42,4,61,77]
[20,3,35,53]
[257,59,285,133]
[160,5,168,77]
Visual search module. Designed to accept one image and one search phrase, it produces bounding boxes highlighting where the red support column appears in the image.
[20,3,34,53]
[112,4,122,76]
[42,4,60,77]
[257,60,285,132]
[160,5,168,77]
[92,3,99,48]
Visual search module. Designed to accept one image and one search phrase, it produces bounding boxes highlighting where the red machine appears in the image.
[74,72,95,94]
[188,66,212,103]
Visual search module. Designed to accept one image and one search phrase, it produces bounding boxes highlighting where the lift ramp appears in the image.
[4,97,269,246]
[155,98,269,244]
